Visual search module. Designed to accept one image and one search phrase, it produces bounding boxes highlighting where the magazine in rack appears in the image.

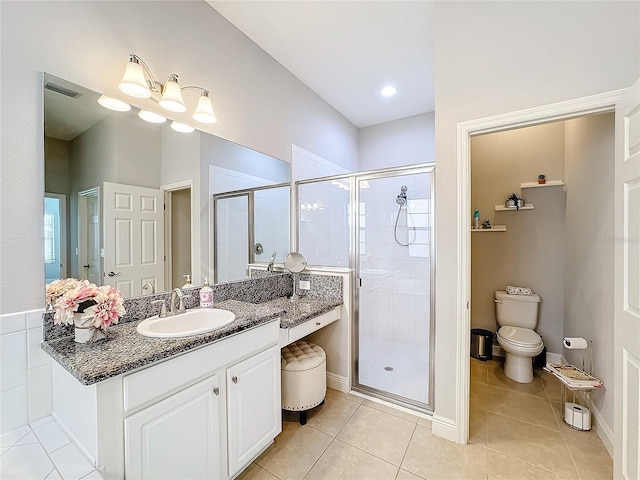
[544,363,604,390]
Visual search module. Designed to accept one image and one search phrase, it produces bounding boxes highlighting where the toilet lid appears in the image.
[498,326,542,347]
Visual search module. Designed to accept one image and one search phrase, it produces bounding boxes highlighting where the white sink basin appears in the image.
[137,308,236,338]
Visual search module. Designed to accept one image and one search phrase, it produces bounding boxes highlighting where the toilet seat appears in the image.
[497,326,542,348]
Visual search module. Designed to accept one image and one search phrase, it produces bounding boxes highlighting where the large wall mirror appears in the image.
[44,73,290,300]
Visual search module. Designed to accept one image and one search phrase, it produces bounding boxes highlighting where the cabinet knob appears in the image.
[232,376,238,384]
[316,322,321,326]
[213,387,220,396]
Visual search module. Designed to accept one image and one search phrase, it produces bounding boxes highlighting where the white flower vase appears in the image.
[73,313,106,344]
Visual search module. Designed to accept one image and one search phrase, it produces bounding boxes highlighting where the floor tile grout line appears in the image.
[396,421,419,474]
[299,433,338,480]
[28,424,65,480]
[484,444,576,479]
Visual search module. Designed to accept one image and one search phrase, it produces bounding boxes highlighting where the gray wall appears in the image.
[0,0,357,314]
[471,122,566,354]
[434,0,639,431]
[564,112,615,429]
[358,112,435,171]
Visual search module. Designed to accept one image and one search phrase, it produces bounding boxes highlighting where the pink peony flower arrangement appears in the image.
[46,278,126,330]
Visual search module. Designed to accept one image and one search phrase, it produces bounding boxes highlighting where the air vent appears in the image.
[44,82,80,98]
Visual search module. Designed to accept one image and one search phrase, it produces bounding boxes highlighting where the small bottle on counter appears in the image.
[199,277,214,308]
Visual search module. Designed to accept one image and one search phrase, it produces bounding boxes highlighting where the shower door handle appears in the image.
[357,277,362,287]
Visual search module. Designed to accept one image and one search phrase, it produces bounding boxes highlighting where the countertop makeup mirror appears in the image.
[44,73,290,301]
[284,252,307,302]
[284,252,307,274]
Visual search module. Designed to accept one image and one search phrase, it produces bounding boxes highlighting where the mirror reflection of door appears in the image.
[44,193,67,284]
[165,187,192,290]
[78,188,101,285]
[103,182,164,297]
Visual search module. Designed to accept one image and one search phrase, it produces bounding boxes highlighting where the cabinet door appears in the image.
[124,375,222,480]
[227,346,281,477]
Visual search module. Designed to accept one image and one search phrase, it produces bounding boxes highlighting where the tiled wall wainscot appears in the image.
[1,309,51,433]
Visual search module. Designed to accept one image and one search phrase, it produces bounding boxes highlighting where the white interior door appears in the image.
[614,78,640,479]
[103,182,164,297]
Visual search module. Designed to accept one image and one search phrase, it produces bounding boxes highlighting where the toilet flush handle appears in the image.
[494,299,503,304]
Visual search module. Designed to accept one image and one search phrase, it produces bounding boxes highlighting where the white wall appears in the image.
[434,0,639,435]
[471,123,566,354]
[0,0,358,315]
[358,112,435,171]
[564,112,615,432]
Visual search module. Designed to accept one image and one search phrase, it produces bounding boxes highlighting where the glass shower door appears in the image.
[355,168,434,409]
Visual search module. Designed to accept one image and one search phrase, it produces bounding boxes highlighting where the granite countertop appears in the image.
[42,297,343,386]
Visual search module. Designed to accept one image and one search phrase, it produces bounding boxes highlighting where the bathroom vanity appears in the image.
[43,290,343,480]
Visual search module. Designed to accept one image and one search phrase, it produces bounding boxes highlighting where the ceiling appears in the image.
[207,1,434,128]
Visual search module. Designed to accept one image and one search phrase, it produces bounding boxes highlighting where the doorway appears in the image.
[77,187,101,285]
[44,193,67,284]
[165,187,192,291]
[456,90,624,445]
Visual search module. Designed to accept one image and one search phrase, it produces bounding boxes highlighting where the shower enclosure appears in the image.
[297,164,435,411]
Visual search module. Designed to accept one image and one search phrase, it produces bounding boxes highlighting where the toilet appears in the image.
[495,290,544,383]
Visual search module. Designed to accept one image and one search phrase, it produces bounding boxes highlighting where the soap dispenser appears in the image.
[199,277,214,308]
[182,274,194,289]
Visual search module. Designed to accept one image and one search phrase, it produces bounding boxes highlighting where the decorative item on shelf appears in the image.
[505,193,525,210]
[46,278,125,344]
[538,174,546,184]
[473,210,480,229]
[482,219,492,229]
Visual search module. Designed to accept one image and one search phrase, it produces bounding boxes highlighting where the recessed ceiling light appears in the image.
[138,110,167,124]
[97,95,131,112]
[380,86,397,97]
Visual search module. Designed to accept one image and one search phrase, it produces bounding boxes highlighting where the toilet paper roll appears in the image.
[564,402,591,430]
[563,337,588,350]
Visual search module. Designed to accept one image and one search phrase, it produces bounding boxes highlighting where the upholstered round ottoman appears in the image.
[281,341,326,425]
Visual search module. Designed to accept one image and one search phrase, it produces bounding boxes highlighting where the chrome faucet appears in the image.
[267,252,277,272]
[169,287,185,315]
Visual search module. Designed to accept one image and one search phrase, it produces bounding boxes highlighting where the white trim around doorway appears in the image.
[455,89,626,445]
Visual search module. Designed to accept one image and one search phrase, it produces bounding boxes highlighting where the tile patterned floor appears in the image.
[0,360,613,479]
[240,360,613,480]
[0,416,103,480]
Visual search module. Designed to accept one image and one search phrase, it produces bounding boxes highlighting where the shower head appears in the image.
[396,186,408,205]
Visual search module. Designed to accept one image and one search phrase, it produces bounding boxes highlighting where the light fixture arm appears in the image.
[181,85,210,96]
[129,54,161,93]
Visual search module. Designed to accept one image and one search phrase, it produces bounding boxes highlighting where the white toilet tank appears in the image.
[495,291,540,329]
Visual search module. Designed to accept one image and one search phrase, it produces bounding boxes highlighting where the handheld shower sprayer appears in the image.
[396,186,408,205]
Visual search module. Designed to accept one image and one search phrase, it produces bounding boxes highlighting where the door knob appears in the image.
[213,387,220,396]
[105,271,122,277]
[232,376,238,384]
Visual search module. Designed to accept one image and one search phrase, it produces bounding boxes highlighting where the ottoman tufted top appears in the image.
[281,341,326,372]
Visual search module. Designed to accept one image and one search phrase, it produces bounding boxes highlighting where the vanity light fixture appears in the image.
[170,121,195,133]
[118,54,218,124]
[97,95,131,112]
[138,110,167,124]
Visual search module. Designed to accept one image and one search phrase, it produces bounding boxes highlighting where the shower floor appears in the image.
[358,336,429,405]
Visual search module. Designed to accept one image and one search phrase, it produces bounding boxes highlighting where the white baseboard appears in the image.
[590,403,614,457]
[326,372,348,393]
[431,414,458,443]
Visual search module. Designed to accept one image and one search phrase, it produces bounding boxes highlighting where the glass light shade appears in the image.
[138,110,167,124]
[159,76,186,112]
[170,121,195,133]
[118,61,151,98]
[192,93,218,123]
[97,95,131,112]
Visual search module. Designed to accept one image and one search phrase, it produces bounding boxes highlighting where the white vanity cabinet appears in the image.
[124,375,222,479]
[226,346,281,478]
[51,320,281,480]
